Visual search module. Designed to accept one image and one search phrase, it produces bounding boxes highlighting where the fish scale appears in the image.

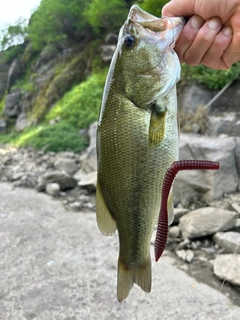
[96,5,184,302]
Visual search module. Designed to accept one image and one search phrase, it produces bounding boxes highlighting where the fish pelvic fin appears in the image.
[117,256,152,302]
[167,186,174,225]
[96,181,117,236]
[149,103,166,147]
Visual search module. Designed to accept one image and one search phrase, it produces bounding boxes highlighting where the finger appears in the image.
[201,26,233,69]
[222,11,240,68]
[183,17,222,66]
[174,15,205,63]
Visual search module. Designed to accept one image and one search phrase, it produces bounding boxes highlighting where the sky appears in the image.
[0,0,41,30]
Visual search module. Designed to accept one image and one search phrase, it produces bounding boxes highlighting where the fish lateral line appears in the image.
[154,160,220,262]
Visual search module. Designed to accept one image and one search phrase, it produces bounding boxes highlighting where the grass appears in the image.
[0,121,88,153]
[46,69,108,128]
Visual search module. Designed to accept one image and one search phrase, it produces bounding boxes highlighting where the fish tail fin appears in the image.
[117,256,152,302]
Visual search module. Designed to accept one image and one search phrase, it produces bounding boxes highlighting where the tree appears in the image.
[0,18,27,51]
[83,0,130,33]
[137,0,169,17]
[28,0,89,51]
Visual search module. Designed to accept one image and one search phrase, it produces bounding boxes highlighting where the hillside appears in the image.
[0,0,239,152]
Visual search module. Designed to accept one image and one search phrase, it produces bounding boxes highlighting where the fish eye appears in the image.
[124,34,135,48]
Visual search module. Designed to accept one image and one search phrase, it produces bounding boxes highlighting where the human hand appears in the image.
[162,0,240,69]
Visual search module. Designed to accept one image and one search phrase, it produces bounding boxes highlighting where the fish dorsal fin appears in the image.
[96,181,117,236]
[149,102,166,147]
[167,187,174,225]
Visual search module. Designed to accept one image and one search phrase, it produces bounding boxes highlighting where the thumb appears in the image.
[162,0,195,17]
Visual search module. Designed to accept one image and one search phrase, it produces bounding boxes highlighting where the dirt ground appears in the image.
[0,182,240,320]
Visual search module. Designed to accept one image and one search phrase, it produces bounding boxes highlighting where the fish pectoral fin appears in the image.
[117,256,151,302]
[167,187,174,225]
[149,103,166,147]
[96,181,117,236]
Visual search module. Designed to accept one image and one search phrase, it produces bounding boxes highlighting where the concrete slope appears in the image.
[0,183,239,320]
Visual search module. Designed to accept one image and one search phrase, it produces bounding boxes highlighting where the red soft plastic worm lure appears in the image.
[154,160,220,262]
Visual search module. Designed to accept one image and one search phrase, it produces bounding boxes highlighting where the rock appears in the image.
[230,203,240,214]
[100,45,116,63]
[176,249,194,263]
[214,254,240,286]
[235,219,240,228]
[0,62,9,100]
[0,119,7,133]
[78,171,97,192]
[15,113,32,132]
[169,226,180,238]
[34,45,59,70]
[54,158,79,175]
[104,33,118,45]
[46,183,60,197]
[178,81,212,113]
[37,171,77,191]
[4,89,22,118]
[212,80,240,112]
[173,134,238,204]
[78,194,90,203]
[207,113,237,136]
[213,232,240,254]
[173,208,189,223]
[179,207,238,239]
[69,201,83,211]
[7,59,22,93]
[74,122,98,181]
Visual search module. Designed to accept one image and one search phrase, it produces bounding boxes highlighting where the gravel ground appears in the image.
[0,182,240,320]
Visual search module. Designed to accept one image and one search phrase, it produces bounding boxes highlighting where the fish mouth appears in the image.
[128,5,185,47]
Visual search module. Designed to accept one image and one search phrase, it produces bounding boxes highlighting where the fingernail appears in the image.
[208,18,221,30]
[223,26,233,36]
[190,16,202,29]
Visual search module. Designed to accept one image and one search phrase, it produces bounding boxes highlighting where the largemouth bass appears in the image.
[96,5,184,302]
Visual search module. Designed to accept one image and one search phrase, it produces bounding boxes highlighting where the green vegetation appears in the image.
[0,122,87,153]
[0,0,240,153]
[181,63,240,90]
[84,0,130,33]
[46,70,108,128]
[138,0,168,17]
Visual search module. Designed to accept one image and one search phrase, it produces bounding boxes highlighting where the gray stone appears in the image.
[169,226,180,238]
[179,207,238,239]
[15,113,32,132]
[104,33,118,45]
[0,119,7,133]
[4,89,22,118]
[173,134,238,205]
[214,254,240,286]
[212,80,240,112]
[100,45,116,63]
[69,201,83,211]
[173,208,189,223]
[0,62,9,100]
[230,203,240,214]
[7,59,22,93]
[207,113,236,136]
[178,81,212,113]
[54,158,78,176]
[78,171,97,192]
[37,171,77,191]
[176,249,194,263]
[75,122,97,178]
[46,183,60,197]
[213,232,240,254]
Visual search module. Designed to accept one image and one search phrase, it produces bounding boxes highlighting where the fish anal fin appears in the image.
[96,181,117,236]
[167,187,174,225]
[149,103,166,147]
[117,256,152,302]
